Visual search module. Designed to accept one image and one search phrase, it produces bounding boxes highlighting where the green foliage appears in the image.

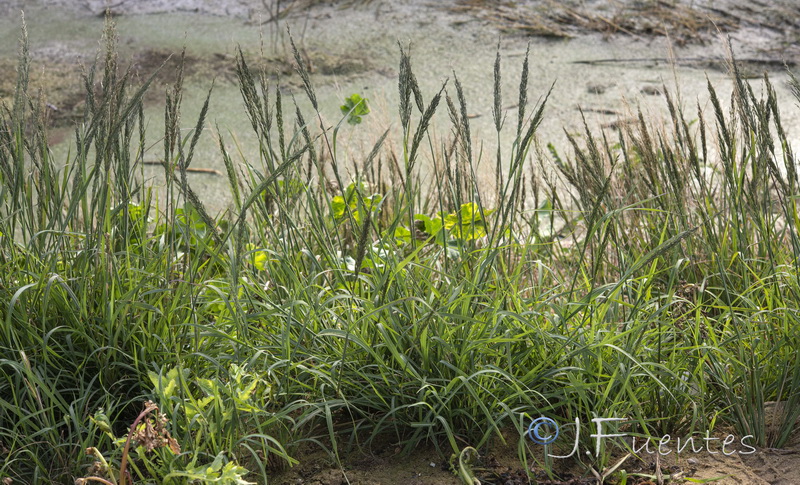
[330,182,382,224]
[340,93,370,125]
[330,183,491,247]
[148,364,271,437]
[429,202,494,241]
[166,453,255,484]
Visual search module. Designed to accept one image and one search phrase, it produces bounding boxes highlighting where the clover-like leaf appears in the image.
[340,94,370,125]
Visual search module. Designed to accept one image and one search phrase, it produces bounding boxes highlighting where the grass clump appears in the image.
[1,16,800,485]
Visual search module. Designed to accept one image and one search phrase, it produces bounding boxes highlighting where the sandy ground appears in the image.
[1,1,799,483]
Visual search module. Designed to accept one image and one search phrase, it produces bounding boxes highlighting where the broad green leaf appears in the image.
[246,244,269,270]
[331,196,346,219]
[393,225,412,244]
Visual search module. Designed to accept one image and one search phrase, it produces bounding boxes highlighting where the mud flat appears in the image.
[3,0,800,215]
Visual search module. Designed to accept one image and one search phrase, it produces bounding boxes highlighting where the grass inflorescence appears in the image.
[1,16,800,485]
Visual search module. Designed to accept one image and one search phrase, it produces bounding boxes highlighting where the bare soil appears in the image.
[268,423,800,485]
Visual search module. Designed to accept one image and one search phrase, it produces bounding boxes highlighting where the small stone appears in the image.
[587,84,606,95]
[641,85,662,96]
